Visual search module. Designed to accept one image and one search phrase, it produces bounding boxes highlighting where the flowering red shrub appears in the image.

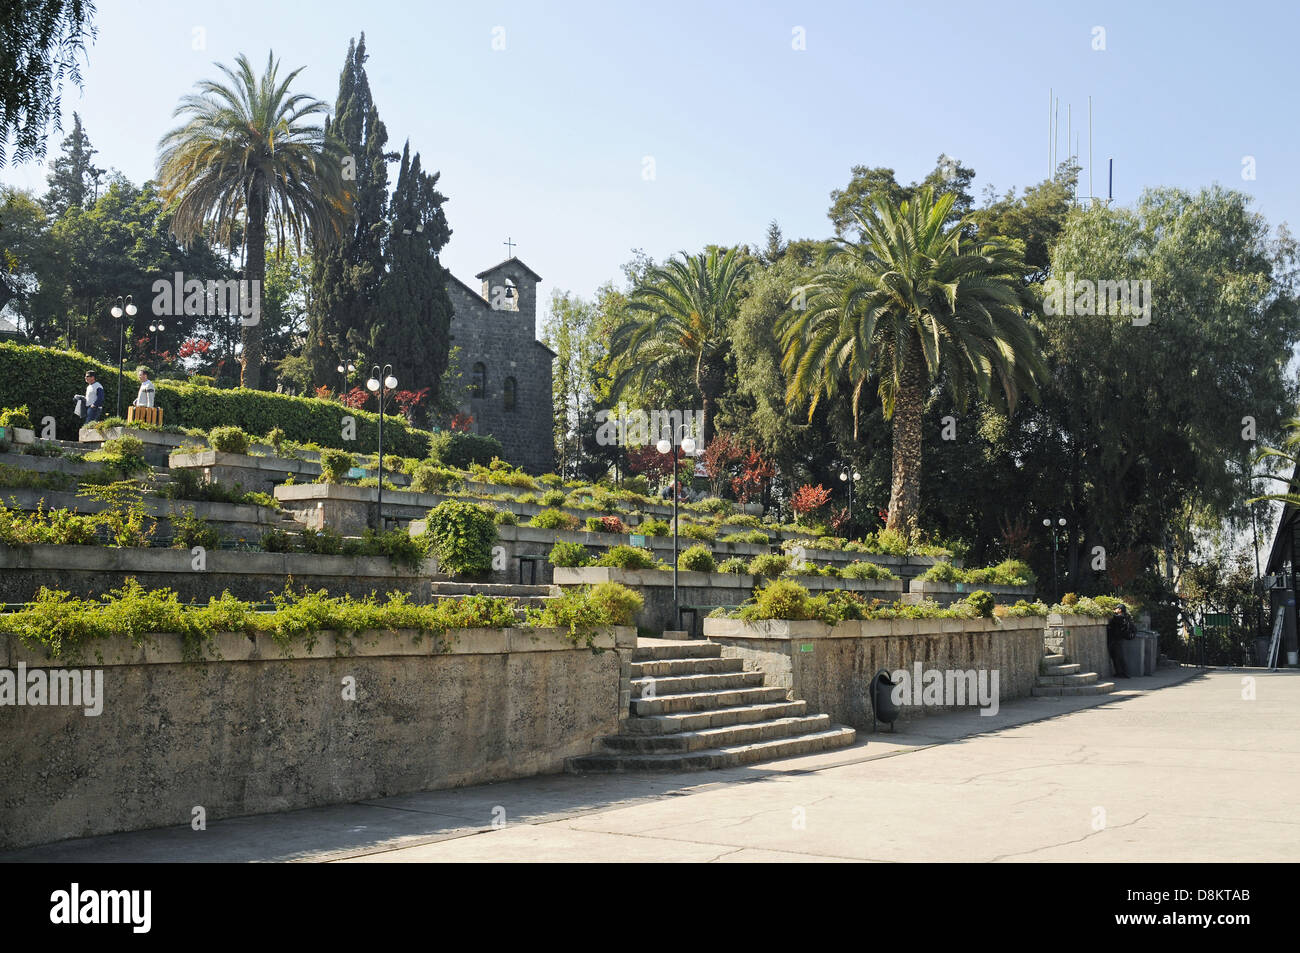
[178,338,212,359]
[315,385,333,401]
[791,483,831,519]
[393,387,430,420]
[599,515,627,534]
[449,413,474,432]
[731,449,775,504]
[340,386,370,409]
[626,444,679,486]
[829,506,851,534]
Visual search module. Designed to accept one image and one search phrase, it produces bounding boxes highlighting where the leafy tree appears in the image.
[782,187,1046,535]
[0,187,61,336]
[0,0,96,165]
[761,220,786,265]
[612,246,751,446]
[156,51,352,389]
[43,112,103,216]
[544,288,612,478]
[828,155,976,239]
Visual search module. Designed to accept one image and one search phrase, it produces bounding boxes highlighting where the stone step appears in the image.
[1042,653,1067,666]
[567,726,857,773]
[1036,672,1098,687]
[659,630,692,641]
[632,641,723,662]
[631,670,765,699]
[1043,662,1082,676]
[632,686,791,717]
[631,657,745,678]
[623,700,810,735]
[1032,681,1116,697]
[601,714,833,753]
[429,581,552,598]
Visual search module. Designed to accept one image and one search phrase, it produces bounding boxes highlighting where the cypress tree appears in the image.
[44,112,104,216]
[367,142,454,421]
[307,34,391,387]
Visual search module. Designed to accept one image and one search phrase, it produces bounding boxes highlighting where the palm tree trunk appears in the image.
[241,186,267,390]
[887,338,925,536]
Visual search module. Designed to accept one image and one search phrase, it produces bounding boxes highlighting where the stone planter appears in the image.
[6,426,35,445]
[906,578,1037,607]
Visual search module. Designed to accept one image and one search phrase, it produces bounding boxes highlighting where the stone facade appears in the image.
[445,257,554,474]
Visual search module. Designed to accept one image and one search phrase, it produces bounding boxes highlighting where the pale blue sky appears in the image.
[4,0,1297,325]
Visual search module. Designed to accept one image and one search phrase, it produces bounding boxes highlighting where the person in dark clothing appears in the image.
[1106,604,1135,678]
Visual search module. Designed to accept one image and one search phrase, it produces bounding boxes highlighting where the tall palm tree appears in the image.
[157,52,351,389]
[611,247,750,446]
[781,188,1046,536]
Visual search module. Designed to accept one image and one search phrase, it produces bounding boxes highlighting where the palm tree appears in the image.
[781,187,1046,536]
[611,247,750,446]
[157,52,351,389]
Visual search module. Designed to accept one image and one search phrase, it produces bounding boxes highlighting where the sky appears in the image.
[4,0,1299,327]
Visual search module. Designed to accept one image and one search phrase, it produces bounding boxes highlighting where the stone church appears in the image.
[444,257,555,474]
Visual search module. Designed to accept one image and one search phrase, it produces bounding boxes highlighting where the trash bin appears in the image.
[1143,632,1158,675]
[1120,636,1145,678]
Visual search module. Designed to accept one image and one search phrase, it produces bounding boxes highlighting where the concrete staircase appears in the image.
[1033,652,1115,697]
[568,639,856,772]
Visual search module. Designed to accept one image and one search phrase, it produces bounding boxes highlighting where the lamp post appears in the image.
[657,426,698,629]
[839,468,861,533]
[336,361,355,399]
[149,321,165,359]
[110,295,137,418]
[366,364,397,531]
[1043,517,1067,601]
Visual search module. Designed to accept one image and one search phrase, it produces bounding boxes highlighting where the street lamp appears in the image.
[1042,517,1068,601]
[110,295,137,418]
[657,426,698,631]
[336,361,355,398]
[366,364,398,530]
[149,321,165,358]
[839,468,861,534]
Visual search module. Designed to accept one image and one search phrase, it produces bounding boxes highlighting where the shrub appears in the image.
[680,522,715,542]
[584,514,625,534]
[746,553,792,577]
[841,560,896,580]
[720,529,769,545]
[549,541,591,568]
[872,528,910,556]
[531,508,580,530]
[265,427,286,454]
[171,506,220,551]
[640,518,670,537]
[695,497,733,516]
[920,561,962,583]
[996,599,1050,618]
[740,579,819,621]
[587,581,644,625]
[1061,592,1079,607]
[717,556,748,574]
[422,500,498,575]
[208,426,251,455]
[77,481,156,547]
[429,430,503,469]
[620,474,649,494]
[966,590,995,618]
[538,473,563,487]
[0,405,33,430]
[430,592,519,630]
[596,544,657,570]
[0,463,73,491]
[990,559,1035,587]
[540,489,567,506]
[721,513,762,528]
[492,508,519,525]
[0,499,97,546]
[319,448,354,484]
[678,544,716,573]
[526,582,644,645]
[298,526,343,556]
[260,528,294,553]
[410,462,463,494]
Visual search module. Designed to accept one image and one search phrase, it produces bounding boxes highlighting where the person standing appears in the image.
[134,366,156,408]
[1106,604,1134,678]
[83,370,105,424]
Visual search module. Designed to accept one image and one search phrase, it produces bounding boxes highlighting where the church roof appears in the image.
[475,256,542,282]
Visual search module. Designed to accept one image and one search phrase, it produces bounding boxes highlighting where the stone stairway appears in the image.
[1033,651,1115,697]
[568,639,856,772]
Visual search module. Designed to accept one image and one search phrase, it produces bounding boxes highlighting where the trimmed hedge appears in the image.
[0,342,431,456]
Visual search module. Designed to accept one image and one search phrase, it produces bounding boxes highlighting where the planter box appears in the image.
[169,449,412,494]
[6,426,35,445]
[906,578,1037,606]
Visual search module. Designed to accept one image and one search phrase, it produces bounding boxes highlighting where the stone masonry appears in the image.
[445,257,555,474]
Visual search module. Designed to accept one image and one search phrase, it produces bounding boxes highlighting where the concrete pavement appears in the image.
[5,665,1295,863]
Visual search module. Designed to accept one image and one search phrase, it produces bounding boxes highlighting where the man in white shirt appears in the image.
[83,370,105,423]
[134,367,156,408]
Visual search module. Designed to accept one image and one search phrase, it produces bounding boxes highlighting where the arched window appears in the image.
[471,362,486,398]
[503,376,517,412]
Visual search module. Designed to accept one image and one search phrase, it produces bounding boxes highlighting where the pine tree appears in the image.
[366,142,454,419]
[762,219,785,264]
[44,112,104,216]
[307,34,391,385]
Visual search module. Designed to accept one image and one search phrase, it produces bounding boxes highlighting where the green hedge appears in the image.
[0,342,431,456]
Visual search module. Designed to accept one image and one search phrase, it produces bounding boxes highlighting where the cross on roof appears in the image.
[504,236,516,257]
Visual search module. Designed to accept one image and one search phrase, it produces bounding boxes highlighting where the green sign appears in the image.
[629,534,646,547]
[347,466,366,479]
[800,643,814,653]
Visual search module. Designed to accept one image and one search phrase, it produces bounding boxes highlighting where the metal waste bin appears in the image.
[1143,632,1158,675]
[1120,636,1145,678]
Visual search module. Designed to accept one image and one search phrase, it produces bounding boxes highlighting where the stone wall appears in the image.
[0,625,633,851]
[1047,616,1111,677]
[703,616,1047,731]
